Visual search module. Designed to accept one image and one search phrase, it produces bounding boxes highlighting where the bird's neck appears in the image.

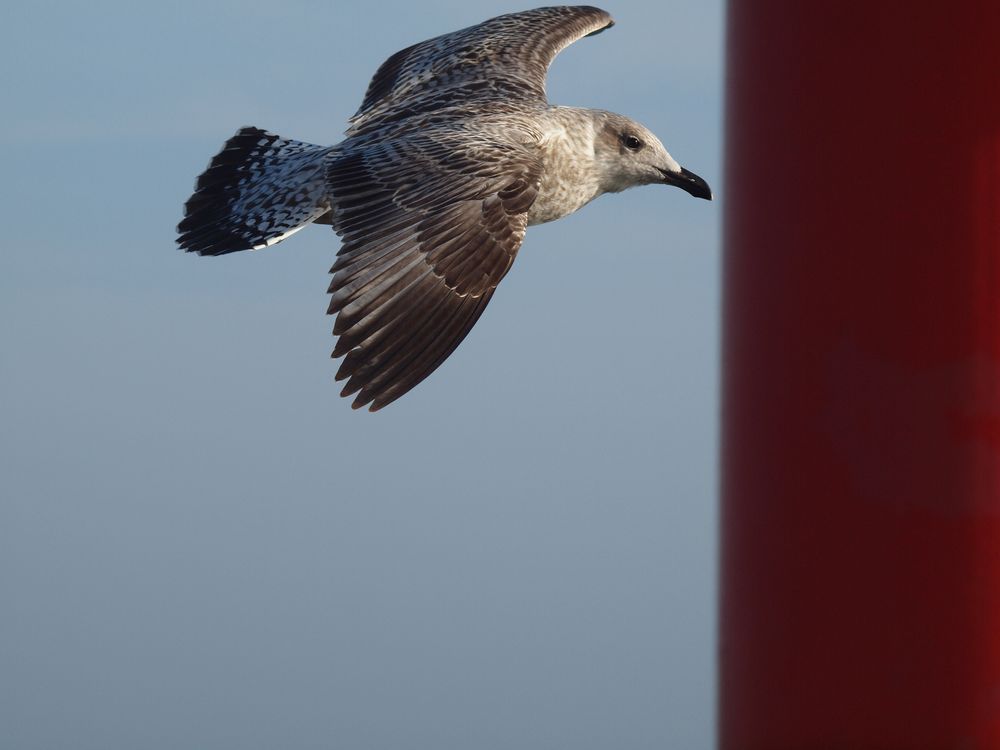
[527,108,603,226]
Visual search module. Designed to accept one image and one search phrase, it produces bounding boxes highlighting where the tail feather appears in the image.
[177,127,332,256]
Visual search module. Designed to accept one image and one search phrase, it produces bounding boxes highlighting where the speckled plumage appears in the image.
[177,6,710,411]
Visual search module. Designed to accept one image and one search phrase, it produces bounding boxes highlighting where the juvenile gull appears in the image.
[177,5,712,411]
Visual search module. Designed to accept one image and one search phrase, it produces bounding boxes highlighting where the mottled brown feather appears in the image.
[349,6,613,136]
[325,126,542,410]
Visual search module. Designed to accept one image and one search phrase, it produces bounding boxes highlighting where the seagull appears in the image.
[177,5,712,411]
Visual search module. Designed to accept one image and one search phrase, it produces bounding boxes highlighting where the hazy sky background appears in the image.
[1,1,723,747]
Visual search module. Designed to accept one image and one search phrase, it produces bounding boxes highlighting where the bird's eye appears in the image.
[622,134,643,151]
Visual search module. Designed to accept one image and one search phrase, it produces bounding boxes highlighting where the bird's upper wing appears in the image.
[347,6,614,135]
[325,126,542,411]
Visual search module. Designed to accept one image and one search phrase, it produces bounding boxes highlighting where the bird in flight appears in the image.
[177,5,712,411]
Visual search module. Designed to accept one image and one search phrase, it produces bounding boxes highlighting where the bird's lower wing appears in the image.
[325,130,541,411]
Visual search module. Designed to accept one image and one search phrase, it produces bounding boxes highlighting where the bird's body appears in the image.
[177,6,711,410]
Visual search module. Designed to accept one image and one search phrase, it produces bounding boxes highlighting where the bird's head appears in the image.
[593,112,712,200]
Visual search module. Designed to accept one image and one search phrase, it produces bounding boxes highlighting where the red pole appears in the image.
[721,1,1000,747]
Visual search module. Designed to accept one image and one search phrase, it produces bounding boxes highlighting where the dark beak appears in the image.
[661,166,713,201]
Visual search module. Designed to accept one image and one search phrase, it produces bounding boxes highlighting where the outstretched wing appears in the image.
[348,6,614,135]
[326,127,542,411]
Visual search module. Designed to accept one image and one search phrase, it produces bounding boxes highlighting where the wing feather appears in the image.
[348,6,614,135]
[325,128,541,410]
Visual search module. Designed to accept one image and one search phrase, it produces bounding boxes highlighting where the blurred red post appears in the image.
[720,1,1000,746]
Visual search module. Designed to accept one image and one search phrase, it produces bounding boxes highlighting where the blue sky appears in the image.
[1,2,723,747]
